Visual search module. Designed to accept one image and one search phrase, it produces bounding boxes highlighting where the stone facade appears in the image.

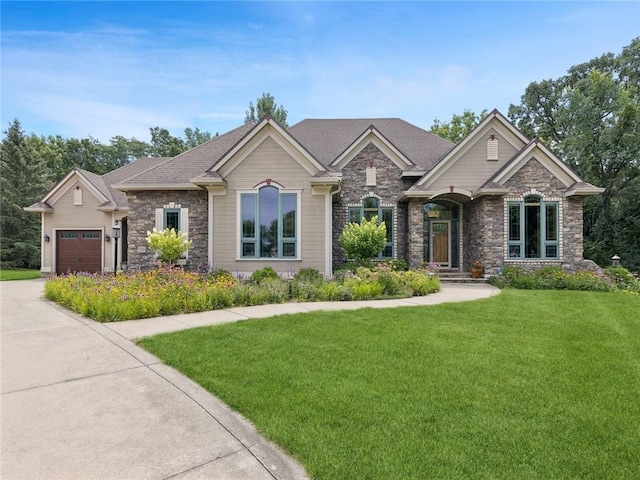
[125,190,208,269]
[463,196,504,274]
[331,143,414,267]
[407,199,424,268]
[497,157,586,272]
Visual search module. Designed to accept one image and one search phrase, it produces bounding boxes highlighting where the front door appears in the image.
[431,221,450,266]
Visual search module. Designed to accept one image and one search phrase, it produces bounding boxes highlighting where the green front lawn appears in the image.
[0,269,41,281]
[140,290,640,480]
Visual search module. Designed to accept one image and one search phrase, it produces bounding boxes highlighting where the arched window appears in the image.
[508,195,558,259]
[241,185,298,258]
[348,197,393,258]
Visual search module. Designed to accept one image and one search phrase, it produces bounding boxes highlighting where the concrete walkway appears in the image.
[1,279,498,479]
[106,282,500,340]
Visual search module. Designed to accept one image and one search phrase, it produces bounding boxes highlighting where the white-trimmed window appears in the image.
[240,185,299,259]
[348,196,394,258]
[508,195,559,259]
[155,204,189,257]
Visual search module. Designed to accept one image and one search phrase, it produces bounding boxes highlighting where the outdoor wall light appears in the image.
[44,234,50,242]
[105,234,111,242]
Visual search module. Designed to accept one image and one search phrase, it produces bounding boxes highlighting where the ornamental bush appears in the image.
[146,228,192,264]
[339,215,387,265]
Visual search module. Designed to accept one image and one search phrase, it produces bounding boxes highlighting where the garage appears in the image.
[56,230,102,274]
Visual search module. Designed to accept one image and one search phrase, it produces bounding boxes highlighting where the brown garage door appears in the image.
[56,230,102,274]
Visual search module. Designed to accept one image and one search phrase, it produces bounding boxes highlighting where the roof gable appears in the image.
[490,139,582,187]
[209,116,328,177]
[44,168,111,207]
[330,125,414,170]
[416,109,529,189]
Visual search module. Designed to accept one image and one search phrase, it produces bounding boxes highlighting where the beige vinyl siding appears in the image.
[429,129,521,192]
[212,137,327,274]
[42,179,115,272]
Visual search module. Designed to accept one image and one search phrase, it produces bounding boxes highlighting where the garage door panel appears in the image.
[57,230,102,274]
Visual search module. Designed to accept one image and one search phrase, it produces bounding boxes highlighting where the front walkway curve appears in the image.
[105,282,500,340]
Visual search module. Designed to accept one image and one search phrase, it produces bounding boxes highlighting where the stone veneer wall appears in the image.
[332,143,414,266]
[125,190,208,269]
[463,196,504,274]
[406,199,424,268]
[496,157,588,273]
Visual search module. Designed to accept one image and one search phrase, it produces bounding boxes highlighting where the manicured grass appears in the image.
[139,290,640,480]
[0,269,41,281]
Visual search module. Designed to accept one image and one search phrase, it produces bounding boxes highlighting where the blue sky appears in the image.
[2,1,638,142]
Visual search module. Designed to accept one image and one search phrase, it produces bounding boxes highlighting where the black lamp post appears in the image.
[112,222,121,272]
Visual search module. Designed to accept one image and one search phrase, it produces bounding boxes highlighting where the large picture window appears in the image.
[348,196,394,258]
[241,185,298,258]
[508,196,559,259]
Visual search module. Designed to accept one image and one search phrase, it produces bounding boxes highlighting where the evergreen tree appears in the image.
[0,119,47,268]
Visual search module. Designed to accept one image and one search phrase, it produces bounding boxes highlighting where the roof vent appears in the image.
[487,136,499,161]
[366,166,377,186]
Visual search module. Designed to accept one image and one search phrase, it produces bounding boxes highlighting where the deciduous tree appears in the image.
[429,109,488,143]
[509,37,640,272]
[245,93,289,128]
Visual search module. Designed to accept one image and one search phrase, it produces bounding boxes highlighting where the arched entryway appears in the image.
[423,201,460,268]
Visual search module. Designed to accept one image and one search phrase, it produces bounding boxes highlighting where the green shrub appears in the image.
[293,268,324,283]
[402,270,441,296]
[489,266,616,292]
[339,215,387,265]
[377,270,411,297]
[316,282,353,301]
[234,278,289,305]
[249,267,280,285]
[208,268,236,283]
[378,259,409,271]
[604,267,640,293]
[291,268,325,301]
[291,281,322,301]
[347,280,383,300]
[146,228,192,264]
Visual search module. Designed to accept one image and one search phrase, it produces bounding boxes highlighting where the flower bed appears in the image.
[488,265,640,293]
[44,265,440,322]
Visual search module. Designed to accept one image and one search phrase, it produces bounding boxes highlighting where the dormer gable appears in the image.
[330,125,415,171]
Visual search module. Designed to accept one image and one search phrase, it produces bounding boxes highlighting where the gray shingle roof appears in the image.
[102,157,170,207]
[288,118,454,169]
[119,123,256,186]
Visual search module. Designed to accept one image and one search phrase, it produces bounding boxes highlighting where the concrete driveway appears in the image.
[0,279,308,480]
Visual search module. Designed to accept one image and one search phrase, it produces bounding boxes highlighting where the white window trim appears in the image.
[155,204,189,259]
